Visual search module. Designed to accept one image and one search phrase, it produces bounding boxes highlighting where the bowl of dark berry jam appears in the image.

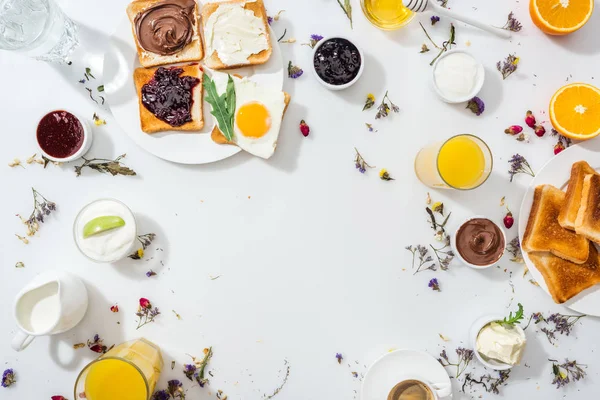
[312,37,364,90]
[36,110,92,162]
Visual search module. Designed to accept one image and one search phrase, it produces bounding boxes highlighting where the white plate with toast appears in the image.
[103,2,284,164]
[519,139,600,315]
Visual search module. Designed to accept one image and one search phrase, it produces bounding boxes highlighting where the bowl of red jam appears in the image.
[312,37,364,90]
[36,110,92,162]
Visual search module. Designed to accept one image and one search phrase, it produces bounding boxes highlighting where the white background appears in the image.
[1,0,600,399]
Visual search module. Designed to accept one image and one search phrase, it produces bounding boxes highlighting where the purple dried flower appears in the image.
[311,34,324,41]
[152,390,170,400]
[146,270,157,278]
[466,97,485,116]
[428,278,441,292]
[1,369,15,388]
[183,364,197,380]
[508,154,535,182]
[431,15,440,25]
[501,12,522,32]
[335,353,343,364]
[497,54,519,80]
[551,359,586,388]
[267,16,273,25]
[287,61,303,79]
[167,379,184,398]
[351,371,358,378]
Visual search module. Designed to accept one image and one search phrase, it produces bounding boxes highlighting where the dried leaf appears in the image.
[439,333,451,342]
[73,343,86,349]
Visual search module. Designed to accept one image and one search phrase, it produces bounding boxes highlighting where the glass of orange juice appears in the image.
[414,134,493,190]
[361,0,414,30]
[74,338,163,400]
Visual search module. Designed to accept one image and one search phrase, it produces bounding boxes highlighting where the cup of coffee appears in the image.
[387,377,450,400]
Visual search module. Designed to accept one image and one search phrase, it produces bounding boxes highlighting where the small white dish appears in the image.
[37,109,92,163]
[470,314,525,371]
[451,215,506,270]
[311,36,364,91]
[361,349,452,400]
[432,49,485,104]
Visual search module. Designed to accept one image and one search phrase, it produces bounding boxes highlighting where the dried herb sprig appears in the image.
[287,61,303,79]
[16,188,56,240]
[500,12,522,32]
[508,154,534,182]
[462,370,511,395]
[430,24,456,66]
[354,148,374,173]
[438,348,474,379]
[302,34,323,49]
[363,93,375,111]
[136,298,161,330]
[74,154,136,177]
[128,233,157,260]
[550,359,586,388]
[375,91,400,119]
[506,237,523,263]
[406,245,435,274]
[264,360,290,399]
[336,0,353,28]
[429,278,441,292]
[497,54,519,80]
[184,347,213,387]
[1,369,16,388]
[525,312,586,344]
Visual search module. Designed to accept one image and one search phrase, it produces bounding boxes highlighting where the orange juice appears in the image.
[361,0,414,30]
[85,359,147,400]
[438,135,486,188]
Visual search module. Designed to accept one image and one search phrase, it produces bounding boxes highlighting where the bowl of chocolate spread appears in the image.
[452,216,506,269]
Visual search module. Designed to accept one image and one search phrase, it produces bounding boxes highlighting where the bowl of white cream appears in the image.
[470,314,527,370]
[432,50,485,103]
[73,199,137,263]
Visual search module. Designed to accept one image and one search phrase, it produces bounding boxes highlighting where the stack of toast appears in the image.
[523,161,600,303]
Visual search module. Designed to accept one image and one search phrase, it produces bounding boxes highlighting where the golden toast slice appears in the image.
[127,0,204,68]
[523,184,589,264]
[529,244,600,303]
[133,63,204,134]
[201,0,272,70]
[558,161,597,230]
[575,174,600,243]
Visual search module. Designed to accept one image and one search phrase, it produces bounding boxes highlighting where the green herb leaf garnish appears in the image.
[499,303,524,326]
[203,73,236,142]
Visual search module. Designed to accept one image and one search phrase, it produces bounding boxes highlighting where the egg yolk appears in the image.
[236,102,271,138]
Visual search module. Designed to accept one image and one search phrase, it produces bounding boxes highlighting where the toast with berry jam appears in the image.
[133,63,204,134]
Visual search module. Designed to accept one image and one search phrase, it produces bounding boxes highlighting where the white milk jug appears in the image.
[12,271,88,351]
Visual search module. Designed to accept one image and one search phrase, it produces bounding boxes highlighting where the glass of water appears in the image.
[0,0,78,62]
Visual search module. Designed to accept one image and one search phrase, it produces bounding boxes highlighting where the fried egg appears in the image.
[211,71,286,159]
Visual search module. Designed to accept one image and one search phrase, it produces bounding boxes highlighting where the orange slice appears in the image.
[530,0,593,35]
[550,83,600,140]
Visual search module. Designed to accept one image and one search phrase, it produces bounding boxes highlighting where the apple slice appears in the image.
[83,216,125,238]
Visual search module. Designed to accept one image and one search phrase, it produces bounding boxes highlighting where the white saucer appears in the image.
[361,349,453,400]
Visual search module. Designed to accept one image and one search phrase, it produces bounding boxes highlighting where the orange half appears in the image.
[550,83,600,140]
[530,0,593,35]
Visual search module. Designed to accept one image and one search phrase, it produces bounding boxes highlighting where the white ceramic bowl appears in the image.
[451,215,507,270]
[470,314,526,371]
[311,36,365,91]
[37,109,93,163]
[431,49,485,104]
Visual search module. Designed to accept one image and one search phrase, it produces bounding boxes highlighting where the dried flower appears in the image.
[497,54,519,80]
[407,245,435,274]
[302,34,323,49]
[431,15,440,25]
[110,305,119,313]
[129,233,156,259]
[466,97,485,116]
[87,334,113,354]
[299,120,310,137]
[354,148,374,174]
[462,370,511,395]
[15,261,24,268]
[365,123,376,132]
[550,359,586,388]
[379,168,394,181]
[534,125,546,137]
[438,348,473,378]
[264,360,290,399]
[432,202,444,215]
[136,298,160,329]
[267,10,285,25]
[551,128,571,155]
[1,369,16,388]
[8,158,22,168]
[375,91,400,119]
[51,396,67,400]
[73,343,86,349]
[506,237,523,263]
[16,188,57,240]
[152,390,170,400]
[363,93,375,111]
[554,142,566,155]
[287,61,303,79]
[525,110,536,128]
[335,353,343,364]
[503,208,514,229]
[146,270,157,278]
[428,278,441,291]
[501,12,522,32]
[508,154,535,182]
[419,23,456,66]
[74,154,136,177]
[93,113,106,126]
[426,192,432,205]
[336,0,353,28]
[420,44,430,53]
[184,347,213,388]
[504,125,523,135]
[167,380,186,399]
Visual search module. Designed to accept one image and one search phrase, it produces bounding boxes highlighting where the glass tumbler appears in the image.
[74,338,164,400]
[0,0,78,62]
[360,0,414,30]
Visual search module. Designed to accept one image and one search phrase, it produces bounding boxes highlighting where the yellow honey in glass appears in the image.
[361,0,414,30]
[414,135,493,190]
[75,338,163,400]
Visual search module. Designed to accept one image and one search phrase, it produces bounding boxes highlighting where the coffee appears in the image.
[387,380,434,400]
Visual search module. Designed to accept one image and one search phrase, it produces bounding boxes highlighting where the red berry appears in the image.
[525,110,536,128]
[300,120,310,137]
[504,212,514,229]
[534,125,546,137]
[554,142,565,155]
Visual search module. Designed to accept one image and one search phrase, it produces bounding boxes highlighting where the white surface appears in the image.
[518,139,600,316]
[361,349,452,399]
[2,0,600,399]
[103,15,284,164]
